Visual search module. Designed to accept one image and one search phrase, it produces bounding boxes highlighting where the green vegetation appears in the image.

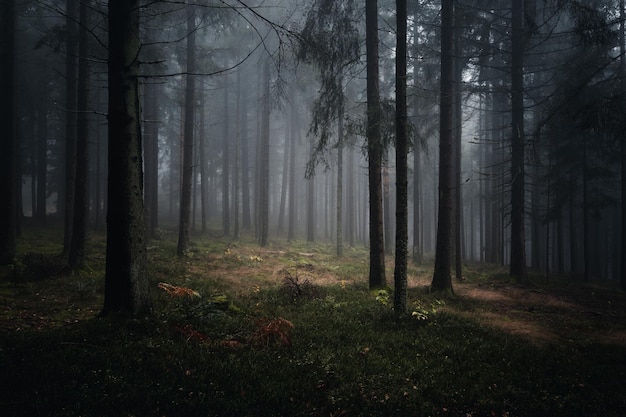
[1,229,625,416]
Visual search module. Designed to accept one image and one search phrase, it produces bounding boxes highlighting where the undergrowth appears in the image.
[1,229,625,416]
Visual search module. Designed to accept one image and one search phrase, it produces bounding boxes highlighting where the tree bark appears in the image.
[394,0,408,314]
[620,0,626,291]
[0,0,16,265]
[431,0,454,293]
[69,0,90,270]
[258,59,270,247]
[61,0,78,258]
[177,5,196,256]
[366,0,386,289]
[510,0,528,283]
[102,0,151,315]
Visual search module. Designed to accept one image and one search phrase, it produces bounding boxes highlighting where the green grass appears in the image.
[1,229,625,416]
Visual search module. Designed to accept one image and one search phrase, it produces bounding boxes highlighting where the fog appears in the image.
[2,0,626,286]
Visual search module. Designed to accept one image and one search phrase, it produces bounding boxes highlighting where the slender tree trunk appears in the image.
[336,93,344,257]
[394,0,408,314]
[0,0,16,265]
[36,78,48,226]
[453,8,464,281]
[620,0,626,291]
[102,0,151,315]
[177,5,196,256]
[199,103,208,234]
[258,59,270,247]
[510,0,528,283]
[277,95,290,236]
[366,0,386,289]
[288,99,297,241]
[347,144,356,247]
[234,70,241,239]
[69,0,90,270]
[306,138,316,243]
[222,75,231,236]
[431,0,454,293]
[62,0,78,257]
[241,73,252,230]
[143,82,160,239]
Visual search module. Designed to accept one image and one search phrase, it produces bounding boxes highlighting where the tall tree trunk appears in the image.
[277,93,290,236]
[431,0,454,293]
[288,99,297,242]
[102,0,151,315]
[394,0,408,314]
[143,82,160,239]
[0,0,16,265]
[306,138,316,243]
[347,144,356,247]
[36,78,48,226]
[233,69,241,239]
[366,0,386,289]
[510,0,528,283]
[69,0,90,270]
[199,102,207,234]
[336,94,344,257]
[258,59,270,247]
[453,7,464,281]
[62,0,78,257]
[240,70,251,231]
[222,75,231,236]
[177,5,196,256]
[619,0,626,291]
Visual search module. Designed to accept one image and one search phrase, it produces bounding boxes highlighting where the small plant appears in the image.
[281,269,320,301]
[158,282,201,298]
[411,299,445,321]
[250,317,295,348]
[375,289,390,306]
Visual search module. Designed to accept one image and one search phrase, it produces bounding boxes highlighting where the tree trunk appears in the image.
[241,72,252,231]
[258,59,270,247]
[288,99,297,241]
[102,0,151,316]
[510,0,528,283]
[619,0,626,291]
[143,82,160,239]
[0,0,16,265]
[366,0,386,289]
[394,0,408,314]
[69,0,90,270]
[177,5,196,256]
[336,94,344,257]
[62,0,78,257]
[431,0,454,293]
[222,75,231,237]
[453,7,464,281]
[36,77,48,226]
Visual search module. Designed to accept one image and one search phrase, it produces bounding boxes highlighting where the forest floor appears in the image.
[1,228,625,416]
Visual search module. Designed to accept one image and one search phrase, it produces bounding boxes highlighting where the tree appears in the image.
[509,0,528,284]
[393,0,408,314]
[366,0,386,289]
[0,0,16,266]
[621,0,626,291]
[431,0,454,293]
[258,58,271,247]
[61,0,78,258]
[177,5,196,257]
[101,0,151,316]
[69,0,90,270]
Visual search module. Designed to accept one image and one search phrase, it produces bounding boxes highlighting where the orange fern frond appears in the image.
[158,282,201,298]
